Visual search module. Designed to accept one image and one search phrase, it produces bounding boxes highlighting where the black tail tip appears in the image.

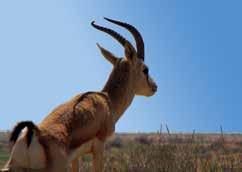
[9,121,37,148]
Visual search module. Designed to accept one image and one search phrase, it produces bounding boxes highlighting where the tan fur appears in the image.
[1,18,157,172]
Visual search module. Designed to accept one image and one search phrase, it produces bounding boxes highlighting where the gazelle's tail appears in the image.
[9,121,39,147]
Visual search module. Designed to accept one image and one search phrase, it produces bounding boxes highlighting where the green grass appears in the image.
[0,148,9,168]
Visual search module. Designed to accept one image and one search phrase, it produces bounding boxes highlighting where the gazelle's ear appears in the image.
[124,42,136,62]
[96,43,118,65]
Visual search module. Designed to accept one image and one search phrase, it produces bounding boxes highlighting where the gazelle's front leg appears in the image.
[92,138,104,172]
[70,139,93,172]
[71,157,79,172]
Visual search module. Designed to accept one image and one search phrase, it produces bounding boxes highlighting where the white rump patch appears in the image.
[9,131,46,169]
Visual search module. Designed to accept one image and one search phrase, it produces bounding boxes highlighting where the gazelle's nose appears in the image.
[152,84,157,93]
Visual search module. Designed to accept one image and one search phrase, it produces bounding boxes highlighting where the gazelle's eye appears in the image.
[143,68,149,75]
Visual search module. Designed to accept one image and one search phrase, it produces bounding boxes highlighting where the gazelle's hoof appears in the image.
[0,168,9,172]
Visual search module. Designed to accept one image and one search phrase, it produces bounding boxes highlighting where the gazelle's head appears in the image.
[92,18,157,97]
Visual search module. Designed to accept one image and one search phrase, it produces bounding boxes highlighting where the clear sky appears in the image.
[0,1,241,133]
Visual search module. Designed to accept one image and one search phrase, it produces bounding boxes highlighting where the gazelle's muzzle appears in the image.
[147,76,157,94]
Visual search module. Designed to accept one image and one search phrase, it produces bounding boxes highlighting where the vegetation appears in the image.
[0,133,242,171]
[0,143,9,168]
[80,133,242,172]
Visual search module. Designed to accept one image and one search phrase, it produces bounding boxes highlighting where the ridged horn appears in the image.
[104,17,145,61]
[91,21,128,47]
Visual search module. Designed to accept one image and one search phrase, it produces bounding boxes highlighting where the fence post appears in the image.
[220,125,224,143]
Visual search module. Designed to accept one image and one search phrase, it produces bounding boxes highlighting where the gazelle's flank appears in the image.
[1,18,157,172]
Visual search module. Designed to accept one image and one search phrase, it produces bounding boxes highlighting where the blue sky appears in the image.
[0,1,241,133]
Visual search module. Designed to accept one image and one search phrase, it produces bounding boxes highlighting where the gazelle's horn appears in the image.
[91,21,131,47]
[104,17,145,61]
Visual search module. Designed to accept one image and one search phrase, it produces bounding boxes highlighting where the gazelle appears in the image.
[1,18,157,172]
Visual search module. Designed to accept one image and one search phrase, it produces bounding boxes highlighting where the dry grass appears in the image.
[1,132,242,171]
[79,133,242,172]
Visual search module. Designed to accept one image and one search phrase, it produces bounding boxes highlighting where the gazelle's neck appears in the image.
[102,60,135,123]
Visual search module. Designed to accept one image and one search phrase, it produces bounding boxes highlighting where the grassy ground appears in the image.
[80,134,242,172]
[0,144,9,168]
[0,133,242,171]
